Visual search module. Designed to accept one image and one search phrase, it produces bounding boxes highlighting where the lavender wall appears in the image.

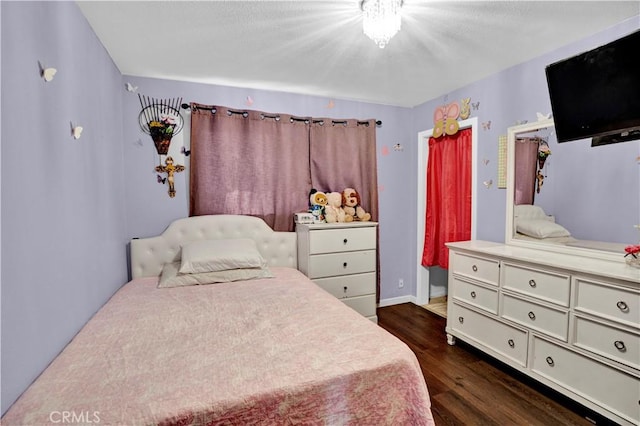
[1,2,127,413]
[1,1,638,416]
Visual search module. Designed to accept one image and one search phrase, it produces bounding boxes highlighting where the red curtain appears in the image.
[421,128,472,269]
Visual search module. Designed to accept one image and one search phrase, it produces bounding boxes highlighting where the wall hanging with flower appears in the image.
[138,95,185,198]
[536,140,551,193]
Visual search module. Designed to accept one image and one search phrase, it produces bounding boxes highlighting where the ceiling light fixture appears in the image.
[361,0,403,49]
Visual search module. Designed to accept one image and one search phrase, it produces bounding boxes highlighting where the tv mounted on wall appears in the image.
[545,29,640,146]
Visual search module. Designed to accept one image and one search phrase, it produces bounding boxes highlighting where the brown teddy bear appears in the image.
[342,188,371,221]
[325,191,350,223]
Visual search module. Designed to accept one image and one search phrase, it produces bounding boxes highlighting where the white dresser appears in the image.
[296,222,378,322]
[446,241,640,426]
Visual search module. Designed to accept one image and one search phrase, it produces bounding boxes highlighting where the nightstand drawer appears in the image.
[574,278,639,329]
[314,273,375,299]
[307,250,376,279]
[452,253,500,286]
[450,303,528,367]
[502,263,570,307]
[451,277,498,314]
[574,316,640,370]
[309,227,376,254]
[532,336,640,425]
[501,294,569,341]
[342,294,377,317]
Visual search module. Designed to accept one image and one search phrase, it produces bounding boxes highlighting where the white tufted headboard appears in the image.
[130,215,297,279]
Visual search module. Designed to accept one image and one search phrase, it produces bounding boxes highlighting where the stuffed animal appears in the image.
[342,188,371,221]
[309,188,328,223]
[324,191,350,223]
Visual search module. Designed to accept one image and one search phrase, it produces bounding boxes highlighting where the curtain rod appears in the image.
[182,103,382,127]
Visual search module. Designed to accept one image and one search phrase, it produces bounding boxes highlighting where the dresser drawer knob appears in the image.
[458,316,464,324]
[343,262,348,268]
[343,286,348,293]
[470,291,477,299]
[472,265,478,272]
[508,339,515,348]
[528,311,536,320]
[545,356,555,367]
[616,301,629,312]
[528,279,536,288]
[343,238,348,244]
[614,340,627,352]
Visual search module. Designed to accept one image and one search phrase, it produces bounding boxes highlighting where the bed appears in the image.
[2,214,435,426]
[513,205,627,253]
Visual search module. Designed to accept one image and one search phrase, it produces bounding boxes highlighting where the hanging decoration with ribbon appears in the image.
[433,101,461,138]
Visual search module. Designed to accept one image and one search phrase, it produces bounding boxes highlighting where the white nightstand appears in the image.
[296,222,378,322]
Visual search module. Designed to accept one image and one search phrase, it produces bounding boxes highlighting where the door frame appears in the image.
[416,117,478,305]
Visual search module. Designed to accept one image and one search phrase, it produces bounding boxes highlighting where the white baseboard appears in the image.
[378,295,417,307]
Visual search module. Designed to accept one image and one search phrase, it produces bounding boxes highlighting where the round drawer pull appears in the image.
[545,356,555,367]
[343,238,348,244]
[470,291,477,299]
[343,286,348,293]
[616,301,629,312]
[343,262,348,268]
[528,311,536,320]
[614,340,627,352]
[458,316,464,324]
[528,279,536,288]
[472,265,478,272]
[507,339,515,348]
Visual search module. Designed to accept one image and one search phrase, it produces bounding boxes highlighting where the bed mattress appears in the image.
[2,267,434,425]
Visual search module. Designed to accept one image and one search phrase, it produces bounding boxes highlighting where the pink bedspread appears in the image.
[3,268,434,425]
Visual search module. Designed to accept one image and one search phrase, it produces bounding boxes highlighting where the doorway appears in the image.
[415,118,478,310]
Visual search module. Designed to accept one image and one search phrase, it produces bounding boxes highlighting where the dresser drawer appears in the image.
[501,294,569,341]
[451,277,498,314]
[574,316,640,371]
[450,303,528,366]
[452,253,500,286]
[574,278,639,329]
[342,294,377,318]
[309,227,376,254]
[307,250,376,279]
[314,273,375,299]
[532,336,640,425]
[502,263,571,307]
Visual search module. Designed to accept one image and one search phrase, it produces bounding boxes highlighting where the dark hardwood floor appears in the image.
[377,303,619,426]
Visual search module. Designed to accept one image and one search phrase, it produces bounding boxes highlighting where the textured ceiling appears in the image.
[76,1,639,107]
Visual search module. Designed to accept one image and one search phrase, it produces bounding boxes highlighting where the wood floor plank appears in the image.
[377,303,615,426]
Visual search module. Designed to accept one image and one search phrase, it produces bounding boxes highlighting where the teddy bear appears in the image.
[324,191,351,223]
[342,188,371,221]
[308,188,328,223]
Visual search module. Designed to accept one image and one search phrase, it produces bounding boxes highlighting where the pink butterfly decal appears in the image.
[482,120,491,130]
[433,102,460,138]
[245,96,254,106]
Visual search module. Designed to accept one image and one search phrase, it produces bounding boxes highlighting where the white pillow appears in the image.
[179,238,267,274]
[159,262,273,288]
[516,219,571,239]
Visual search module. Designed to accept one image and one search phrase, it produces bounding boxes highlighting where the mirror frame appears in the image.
[505,118,622,263]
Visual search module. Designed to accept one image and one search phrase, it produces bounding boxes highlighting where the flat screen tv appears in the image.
[545,29,640,145]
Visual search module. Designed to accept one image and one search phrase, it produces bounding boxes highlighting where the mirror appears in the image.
[505,118,639,262]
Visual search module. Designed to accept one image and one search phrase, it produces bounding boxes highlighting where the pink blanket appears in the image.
[3,268,434,425]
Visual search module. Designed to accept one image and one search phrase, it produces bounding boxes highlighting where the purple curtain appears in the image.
[309,119,379,222]
[189,104,311,231]
[514,137,539,205]
[310,118,380,300]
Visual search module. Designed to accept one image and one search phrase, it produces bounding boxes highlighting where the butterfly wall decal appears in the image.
[483,179,493,189]
[181,146,191,156]
[459,98,471,120]
[536,112,552,121]
[245,95,254,106]
[433,102,460,138]
[125,82,138,93]
[70,122,83,139]
[515,119,528,125]
[471,101,480,110]
[482,121,491,130]
[325,100,335,109]
[157,174,167,184]
[38,61,57,82]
